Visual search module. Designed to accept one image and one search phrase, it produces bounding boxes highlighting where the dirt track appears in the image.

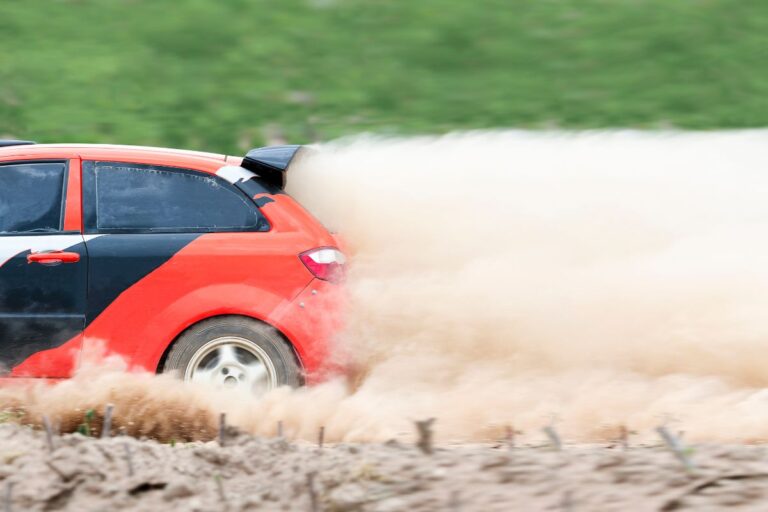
[3,424,768,511]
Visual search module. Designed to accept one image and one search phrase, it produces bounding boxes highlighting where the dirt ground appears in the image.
[2,424,768,511]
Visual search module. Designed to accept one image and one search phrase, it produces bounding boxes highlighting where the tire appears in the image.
[162,316,302,394]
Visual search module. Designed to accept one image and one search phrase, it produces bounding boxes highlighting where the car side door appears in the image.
[0,160,88,377]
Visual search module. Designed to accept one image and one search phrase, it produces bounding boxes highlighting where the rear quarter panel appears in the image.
[82,230,329,371]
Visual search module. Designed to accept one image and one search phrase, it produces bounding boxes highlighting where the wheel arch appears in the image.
[155,313,305,376]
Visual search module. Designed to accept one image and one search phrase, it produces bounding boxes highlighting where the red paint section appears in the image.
[81,227,341,378]
[0,145,225,175]
[11,334,82,377]
[273,278,347,383]
[63,158,82,232]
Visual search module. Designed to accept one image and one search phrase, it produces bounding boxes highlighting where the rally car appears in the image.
[0,140,345,394]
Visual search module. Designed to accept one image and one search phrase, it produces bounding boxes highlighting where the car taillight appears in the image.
[299,247,347,283]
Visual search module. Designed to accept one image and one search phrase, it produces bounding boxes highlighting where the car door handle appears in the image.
[27,251,81,266]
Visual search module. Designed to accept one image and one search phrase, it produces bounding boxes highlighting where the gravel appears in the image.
[2,424,768,510]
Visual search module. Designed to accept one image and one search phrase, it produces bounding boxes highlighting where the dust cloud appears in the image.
[7,130,768,444]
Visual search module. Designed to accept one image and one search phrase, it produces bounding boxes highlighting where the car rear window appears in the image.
[83,162,269,233]
[0,162,66,234]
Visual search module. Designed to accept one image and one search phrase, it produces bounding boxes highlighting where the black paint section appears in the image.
[0,242,87,372]
[253,196,275,207]
[235,175,283,197]
[0,315,81,372]
[0,232,200,373]
[84,234,200,323]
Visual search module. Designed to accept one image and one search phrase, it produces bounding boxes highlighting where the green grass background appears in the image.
[1,0,766,153]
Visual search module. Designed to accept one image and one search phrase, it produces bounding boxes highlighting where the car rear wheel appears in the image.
[162,316,302,395]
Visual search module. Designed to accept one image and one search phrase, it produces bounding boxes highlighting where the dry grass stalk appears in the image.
[656,426,695,472]
[123,442,135,477]
[307,472,319,512]
[101,404,114,439]
[218,413,227,447]
[543,425,562,451]
[415,418,436,455]
[214,474,227,504]
[41,415,54,452]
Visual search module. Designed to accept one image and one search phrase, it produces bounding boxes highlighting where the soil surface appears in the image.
[2,424,768,511]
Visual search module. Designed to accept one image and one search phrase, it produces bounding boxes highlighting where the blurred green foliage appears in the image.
[1,0,767,153]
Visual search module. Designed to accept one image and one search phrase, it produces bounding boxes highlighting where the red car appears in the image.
[0,140,345,394]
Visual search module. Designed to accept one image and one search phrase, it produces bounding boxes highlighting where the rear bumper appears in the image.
[269,277,346,384]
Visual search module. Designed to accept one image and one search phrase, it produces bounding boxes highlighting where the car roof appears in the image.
[0,144,228,173]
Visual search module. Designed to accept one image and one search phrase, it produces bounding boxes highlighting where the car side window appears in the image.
[82,162,269,234]
[0,162,67,235]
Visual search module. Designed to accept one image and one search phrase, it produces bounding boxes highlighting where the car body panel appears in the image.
[0,234,87,377]
[1,144,342,382]
[63,158,82,232]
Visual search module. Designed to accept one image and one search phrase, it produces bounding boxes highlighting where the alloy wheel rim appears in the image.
[184,336,277,394]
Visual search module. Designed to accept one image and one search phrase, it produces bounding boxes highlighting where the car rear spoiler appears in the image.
[0,140,36,148]
[240,145,308,190]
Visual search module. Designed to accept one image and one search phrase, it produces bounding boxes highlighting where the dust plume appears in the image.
[7,130,768,444]
[281,130,768,443]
